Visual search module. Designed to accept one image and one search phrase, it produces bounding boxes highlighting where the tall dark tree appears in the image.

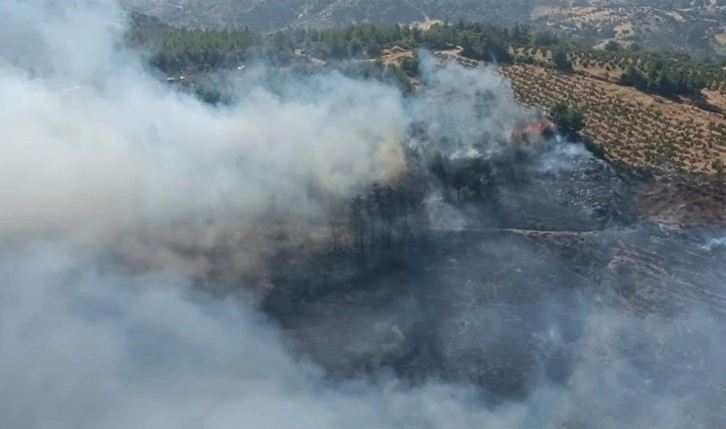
[550,102,585,134]
[552,48,573,72]
[350,195,365,255]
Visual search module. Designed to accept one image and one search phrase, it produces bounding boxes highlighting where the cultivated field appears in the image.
[382,46,726,175]
[502,63,726,173]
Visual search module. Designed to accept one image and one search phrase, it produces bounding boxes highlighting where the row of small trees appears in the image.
[550,102,585,134]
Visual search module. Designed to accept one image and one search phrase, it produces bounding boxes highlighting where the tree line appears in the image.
[126,26,263,74]
[125,14,726,103]
[619,61,705,99]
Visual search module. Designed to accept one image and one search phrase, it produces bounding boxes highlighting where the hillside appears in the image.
[127,20,726,174]
[486,50,726,175]
[5,4,726,427]
[120,18,726,418]
[120,0,726,57]
[377,45,726,226]
[531,2,726,57]
[118,0,534,31]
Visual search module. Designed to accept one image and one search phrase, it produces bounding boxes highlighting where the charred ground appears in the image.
[119,19,726,411]
[246,126,726,413]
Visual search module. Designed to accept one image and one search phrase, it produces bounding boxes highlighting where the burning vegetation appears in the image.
[512,120,556,142]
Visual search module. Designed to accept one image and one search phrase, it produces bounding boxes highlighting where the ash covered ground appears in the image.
[263,132,726,427]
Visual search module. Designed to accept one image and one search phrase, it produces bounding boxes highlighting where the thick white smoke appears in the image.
[0,0,540,279]
[409,52,527,158]
[0,247,551,429]
[3,243,725,428]
[0,1,536,427]
[0,0,407,249]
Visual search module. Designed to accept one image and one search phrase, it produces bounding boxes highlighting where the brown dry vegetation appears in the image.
[529,3,721,56]
[380,46,415,66]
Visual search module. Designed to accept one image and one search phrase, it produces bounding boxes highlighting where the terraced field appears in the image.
[383,46,726,174]
[501,64,726,173]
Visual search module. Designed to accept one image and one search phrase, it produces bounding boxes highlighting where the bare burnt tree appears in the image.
[366,185,378,250]
[327,201,348,253]
[335,171,428,257]
[383,185,396,248]
[371,183,386,248]
[350,195,365,255]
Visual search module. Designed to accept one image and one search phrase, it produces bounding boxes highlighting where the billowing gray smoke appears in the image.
[0,249,525,429]
[2,1,726,428]
[0,0,410,244]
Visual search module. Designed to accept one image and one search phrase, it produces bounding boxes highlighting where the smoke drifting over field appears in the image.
[2,1,726,428]
[409,52,525,157]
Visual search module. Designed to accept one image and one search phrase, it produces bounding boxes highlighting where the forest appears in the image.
[126,15,726,102]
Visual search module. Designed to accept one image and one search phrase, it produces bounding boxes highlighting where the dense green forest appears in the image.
[126,15,726,102]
